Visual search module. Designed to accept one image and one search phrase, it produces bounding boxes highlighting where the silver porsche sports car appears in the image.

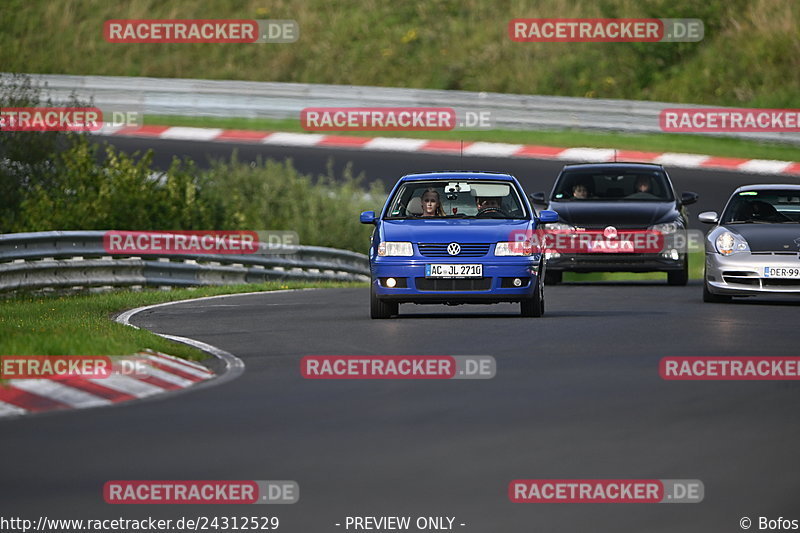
[700,184,800,302]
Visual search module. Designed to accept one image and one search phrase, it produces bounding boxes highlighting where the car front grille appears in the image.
[722,271,760,285]
[750,252,799,257]
[721,271,800,288]
[762,279,800,287]
[415,278,492,291]
[564,253,660,264]
[417,243,491,258]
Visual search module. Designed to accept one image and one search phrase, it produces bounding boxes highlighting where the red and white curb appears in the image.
[0,350,214,418]
[96,124,800,176]
[0,291,264,420]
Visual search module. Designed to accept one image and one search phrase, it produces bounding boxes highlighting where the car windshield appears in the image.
[721,190,800,223]
[384,180,527,219]
[552,169,674,201]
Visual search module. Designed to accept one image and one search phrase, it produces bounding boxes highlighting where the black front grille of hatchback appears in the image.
[417,243,491,257]
[415,278,492,291]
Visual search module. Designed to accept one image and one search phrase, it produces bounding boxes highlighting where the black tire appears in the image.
[703,278,732,303]
[370,283,398,319]
[544,270,562,285]
[667,257,689,286]
[521,271,545,317]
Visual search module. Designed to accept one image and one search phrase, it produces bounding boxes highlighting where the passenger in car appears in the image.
[420,188,445,217]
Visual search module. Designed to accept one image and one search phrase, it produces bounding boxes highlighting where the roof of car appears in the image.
[562,162,665,171]
[733,184,800,193]
[399,171,516,182]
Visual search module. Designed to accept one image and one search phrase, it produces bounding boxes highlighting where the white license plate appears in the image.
[425,264,483,278]
[763,267,800,278]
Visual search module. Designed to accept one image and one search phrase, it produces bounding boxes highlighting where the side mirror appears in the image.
[681,191,699,205]
[360,211,376,224]
[529,192,547,205]
[537,210,559,224]
[698,211,719,224]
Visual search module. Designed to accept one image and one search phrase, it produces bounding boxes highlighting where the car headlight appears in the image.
[377,241,413,256]
[650,220,682,234]
[495,241,532,256]
[715,231,750,256]
[546,222,574,231]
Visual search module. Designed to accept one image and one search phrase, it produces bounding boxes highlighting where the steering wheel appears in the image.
[476,206,509,217]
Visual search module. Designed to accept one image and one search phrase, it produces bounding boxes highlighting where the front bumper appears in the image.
[705,252,800,295]
[545,252,685,273]
[371,258,540,304]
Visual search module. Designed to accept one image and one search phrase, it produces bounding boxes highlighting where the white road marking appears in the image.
[160,127,224,141]
[10,380,111,408]
[462,142,524,157]
[654,153,710,167]
[262,132,326,146]
[362,137,428,151]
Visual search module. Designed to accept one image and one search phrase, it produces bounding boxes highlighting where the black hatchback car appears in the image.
[531,162,698,285]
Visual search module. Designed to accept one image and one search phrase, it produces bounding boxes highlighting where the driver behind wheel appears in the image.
[476,196,502,210]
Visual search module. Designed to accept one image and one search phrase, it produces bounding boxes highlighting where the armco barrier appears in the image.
[5,73,798,144]
[0,231,370,292]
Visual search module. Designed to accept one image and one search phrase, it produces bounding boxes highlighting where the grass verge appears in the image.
[4,1,798,108]
[0,281,365,361]
[147,115,800,162]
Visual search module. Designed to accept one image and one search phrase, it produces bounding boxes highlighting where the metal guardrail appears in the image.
[6,73,799,145]
[0,231,370,292]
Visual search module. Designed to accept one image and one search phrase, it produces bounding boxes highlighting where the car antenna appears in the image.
[614,149,617,162]
[460,140,464,167]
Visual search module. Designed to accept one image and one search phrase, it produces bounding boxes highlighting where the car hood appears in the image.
[380,219,531,243]
[724,224,800,252]
[549,201,677,227]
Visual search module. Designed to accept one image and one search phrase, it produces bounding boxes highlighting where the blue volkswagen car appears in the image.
[360,171,558,318]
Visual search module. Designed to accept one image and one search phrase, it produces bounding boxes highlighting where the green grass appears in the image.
[3,0,798,108]
[563,250,704,282]
[148,114,800,162]
[0,281,364,360]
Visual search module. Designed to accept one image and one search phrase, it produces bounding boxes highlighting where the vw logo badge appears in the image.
[447,242,461,256]
[603,226,618,239]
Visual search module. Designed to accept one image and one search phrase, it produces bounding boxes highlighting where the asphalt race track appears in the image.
[2,138,799,532]
[2,285,799,532]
